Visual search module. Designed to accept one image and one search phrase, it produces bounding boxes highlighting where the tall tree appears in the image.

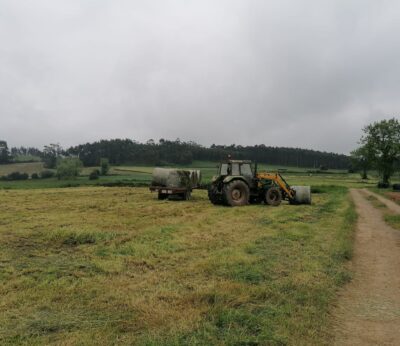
[359,118,400,184]
[0,141,11,164]
[43,143,63,168]
[350,145,373,179]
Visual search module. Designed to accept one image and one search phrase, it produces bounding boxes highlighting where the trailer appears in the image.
[149,186,192,200]
[149,168,201,201]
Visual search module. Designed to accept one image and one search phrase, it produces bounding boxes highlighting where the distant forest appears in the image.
[2,139,350,169]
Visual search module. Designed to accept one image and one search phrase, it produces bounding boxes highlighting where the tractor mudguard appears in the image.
[210,175,219,183]
[223,176,249,185]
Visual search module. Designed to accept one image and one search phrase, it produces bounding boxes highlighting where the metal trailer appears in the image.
[149,185,192,201]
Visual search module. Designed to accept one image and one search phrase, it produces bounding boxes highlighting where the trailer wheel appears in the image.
[183,190,191,201]
[265,187,282,206]
[158,192,168,200]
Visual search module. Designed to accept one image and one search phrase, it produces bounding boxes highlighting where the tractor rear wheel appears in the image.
[265,187,282,206]
[223,180,250,206]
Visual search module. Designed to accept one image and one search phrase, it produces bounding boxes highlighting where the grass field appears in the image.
[0,184,357,345]
[0,161,379,190]
[12,155,42,163]
[0,162,44,176]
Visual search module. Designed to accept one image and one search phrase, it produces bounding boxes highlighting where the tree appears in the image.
[56,157,83,180]
[43,143,63,169]
[89,169,100,180]
[0,141,11,164]
[350,145,373,179]
[100,158,110,175]
[359,118,400,184]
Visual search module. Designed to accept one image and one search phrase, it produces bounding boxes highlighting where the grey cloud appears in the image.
[1,0,399,153]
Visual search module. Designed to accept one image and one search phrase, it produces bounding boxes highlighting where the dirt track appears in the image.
[333,189,400,345]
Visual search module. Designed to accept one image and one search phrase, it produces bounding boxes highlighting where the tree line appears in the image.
[0,138,350,169]
[67,139,350,168]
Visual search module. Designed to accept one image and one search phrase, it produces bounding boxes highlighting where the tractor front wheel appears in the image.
[223,180,250,206]
[208,185,223,205]
[265,187,282,206]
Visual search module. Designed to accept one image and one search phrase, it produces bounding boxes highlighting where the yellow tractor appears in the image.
[208,160,311,206]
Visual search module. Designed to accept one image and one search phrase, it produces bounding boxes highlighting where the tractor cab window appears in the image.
[220,163,228,175]
[231,163,240,175]
[240,164,253,177]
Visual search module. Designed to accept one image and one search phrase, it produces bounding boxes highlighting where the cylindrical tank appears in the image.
[291,186,311,204]
[152,168,191,188]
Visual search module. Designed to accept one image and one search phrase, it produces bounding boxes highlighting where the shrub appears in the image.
[31,173,39,179]
[9,172,29,180]
[0,171,29,181]
[377,181,390,189]
[89,169,100,180]
[40,170,55,179]
[393,184,400,191]
[56,157,83,180]
[100,158,109,175]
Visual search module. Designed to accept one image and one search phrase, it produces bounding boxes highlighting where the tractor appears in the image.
[208,159,311,206]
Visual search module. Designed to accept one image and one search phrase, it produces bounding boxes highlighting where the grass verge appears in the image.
[365,193,400,231]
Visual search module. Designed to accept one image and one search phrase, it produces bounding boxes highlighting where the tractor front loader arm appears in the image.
[256,172,295,200]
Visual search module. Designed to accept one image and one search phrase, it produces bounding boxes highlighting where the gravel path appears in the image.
[333,189,400,345]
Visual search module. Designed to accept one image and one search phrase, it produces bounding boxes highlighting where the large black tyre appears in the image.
[158,192,168,200]
[223,180,250,206]
[265,187,282,206]
[182,190,191,201]
[208,185,223,205]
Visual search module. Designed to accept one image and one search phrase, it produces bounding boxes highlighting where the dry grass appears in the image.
[0,186,355,345]
[0,162,44,176]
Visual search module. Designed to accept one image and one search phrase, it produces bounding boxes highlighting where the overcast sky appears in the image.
[1,1,399,154]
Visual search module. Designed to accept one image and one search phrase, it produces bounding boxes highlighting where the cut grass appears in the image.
[0,185,355,345]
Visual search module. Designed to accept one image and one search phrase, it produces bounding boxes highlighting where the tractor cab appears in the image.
[213,160,257,192]
[218,160,255,183]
